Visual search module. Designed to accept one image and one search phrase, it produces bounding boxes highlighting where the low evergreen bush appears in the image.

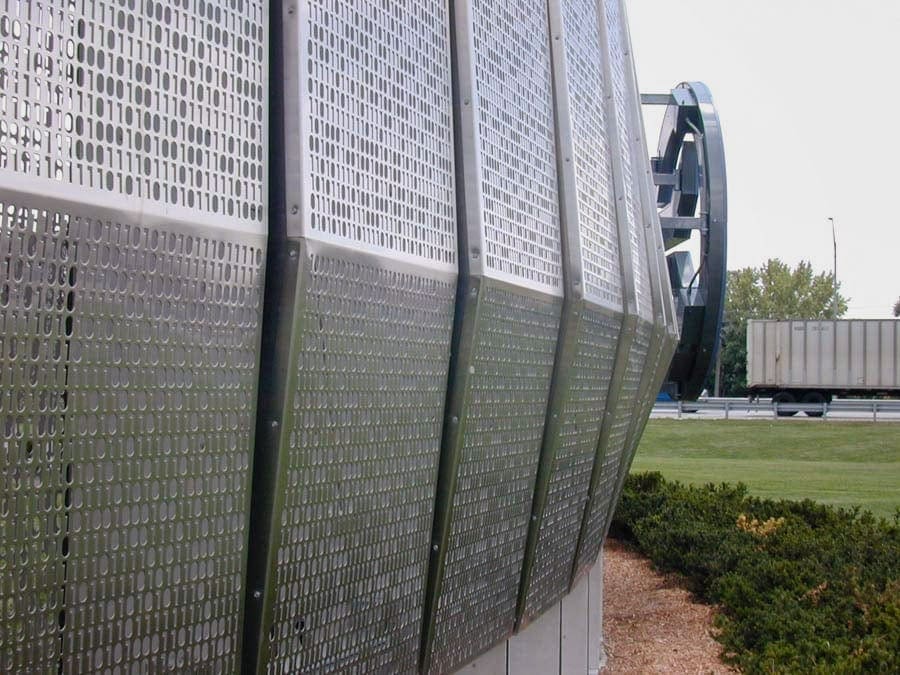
[610,472,900,673]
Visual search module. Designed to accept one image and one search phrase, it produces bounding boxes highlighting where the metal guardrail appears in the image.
[652,397,900,421]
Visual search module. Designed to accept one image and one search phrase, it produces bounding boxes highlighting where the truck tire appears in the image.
[773,391,798,417]
[801,391,826,417]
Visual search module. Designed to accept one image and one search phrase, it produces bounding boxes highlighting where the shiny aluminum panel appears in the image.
[603,0,652,322]
[429,283,561,674]
[602,324,671,541]
[0,0,266,228]
[252,1,457,672]
[559,0,622,310]
[265,250,454,674]
[422,0,564,670]
[517,0,624,624]
[0,1,267,672]
[574,319,650,573]
[522,306,619,621]
[298,1,457,264]
[473,5,562,293]
[62,213,264,674]
[0,202,71,671]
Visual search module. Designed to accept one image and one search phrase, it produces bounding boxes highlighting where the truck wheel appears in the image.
[773,391,798,417]
[801,391,826,417]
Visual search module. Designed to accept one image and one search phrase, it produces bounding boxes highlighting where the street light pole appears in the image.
[827,217,837,318]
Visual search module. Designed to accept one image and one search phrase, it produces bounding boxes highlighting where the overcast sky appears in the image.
[628,0,900,318]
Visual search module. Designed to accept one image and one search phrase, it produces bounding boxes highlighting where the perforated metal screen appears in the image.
[472,0,562,293]
[429,285,561,673]
[0,1,265,224]
[522,306,620,620]
[301,0,456,263]
[0,1,267,672]
[256,1,457,672]
[517,0,626,623]
[576,320,651,573]
[2,0,681,670]
[560,0,622,310]
[604,0,652,322]
[423,1,565,670]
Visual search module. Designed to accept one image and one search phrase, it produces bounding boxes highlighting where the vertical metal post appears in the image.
[828,216,838,318]
[677,400,683,419]
[714,343,722,397]
[873,402,878,423]
[724,399,729,420]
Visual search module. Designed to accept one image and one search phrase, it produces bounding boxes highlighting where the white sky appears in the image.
[628,0,900,318]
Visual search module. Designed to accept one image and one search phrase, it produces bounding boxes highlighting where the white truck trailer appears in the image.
[747,319,900,416]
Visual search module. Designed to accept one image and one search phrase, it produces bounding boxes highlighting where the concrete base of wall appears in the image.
[453,556,605,675]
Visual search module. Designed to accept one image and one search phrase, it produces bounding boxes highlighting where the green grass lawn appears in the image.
[631,419,900,518]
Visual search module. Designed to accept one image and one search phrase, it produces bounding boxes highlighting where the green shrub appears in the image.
[610,472,900,673]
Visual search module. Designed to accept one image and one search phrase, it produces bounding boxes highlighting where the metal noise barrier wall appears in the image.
[1,1,676,673]
[0,1,269,672]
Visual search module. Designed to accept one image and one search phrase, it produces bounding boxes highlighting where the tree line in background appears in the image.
[710,259,847,397]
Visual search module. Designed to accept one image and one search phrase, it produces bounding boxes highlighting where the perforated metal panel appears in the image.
[428,285,560,673]
[516,0,626,623]
[264,252,454,674]
[560,0,621,309]
[300,0,456,262]
[0,0,265,225]
[575,320,650,573]
[522,307,619,620]
[471,0,562,293]
[603,0,652,322]
[63,214,264,674]
[421,0,564,670]
[0,202,71,672]
[602,326,669,540]
[0,1,268,671]
[251,1,457,672]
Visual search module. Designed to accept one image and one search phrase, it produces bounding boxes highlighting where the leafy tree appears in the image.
[894,297,900,318]
[715,259,847,396]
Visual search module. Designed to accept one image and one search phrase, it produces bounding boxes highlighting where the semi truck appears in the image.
[747,319,900,416]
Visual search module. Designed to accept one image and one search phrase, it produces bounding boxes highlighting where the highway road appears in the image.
[650,398,900,422]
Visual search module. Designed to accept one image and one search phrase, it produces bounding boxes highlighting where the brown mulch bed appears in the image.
[602,539,736,674]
